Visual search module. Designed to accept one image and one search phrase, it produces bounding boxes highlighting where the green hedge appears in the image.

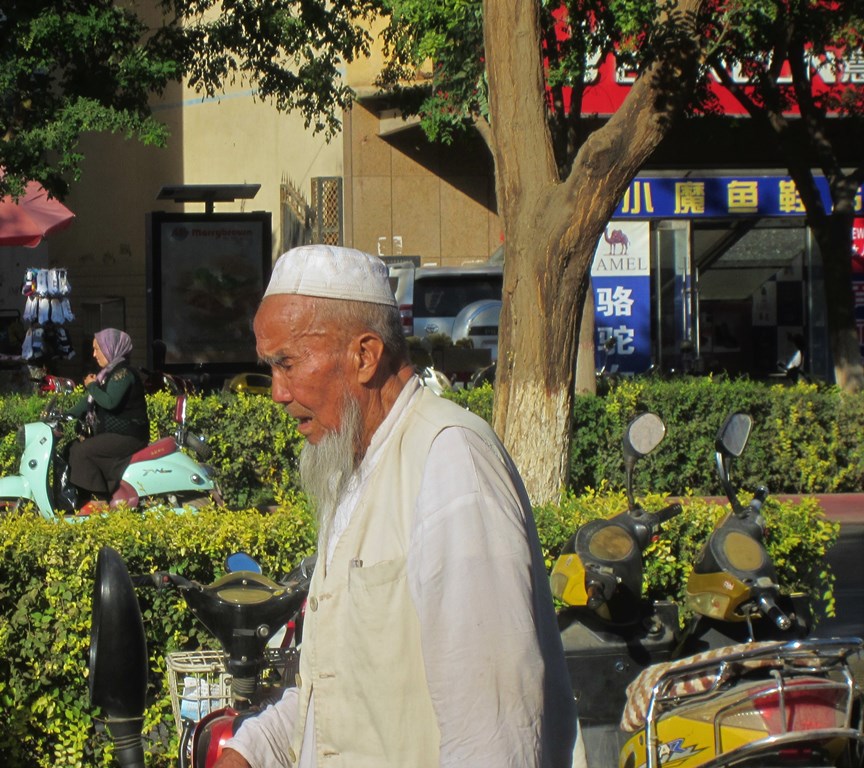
[0,492,838,767]
[2,377,859,509]
[0,505,317,768]
[568,376,864,496]
[144,391,304,509]
[448,377,864,496]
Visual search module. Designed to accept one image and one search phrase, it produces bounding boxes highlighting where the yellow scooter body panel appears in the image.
[685,570,751,623]
[619,672,850,768]
[551,552,589,607]
[620,714,766,768]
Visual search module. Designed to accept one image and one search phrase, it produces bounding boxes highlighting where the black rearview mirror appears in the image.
[716,412,752,458]
[715,412,752,514]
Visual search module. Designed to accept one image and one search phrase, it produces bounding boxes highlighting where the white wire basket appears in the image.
[165,648,300,736]
[166,650,232,736]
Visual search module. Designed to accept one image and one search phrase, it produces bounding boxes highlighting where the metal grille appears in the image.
[311,177,343,246]
[280,179,313,252]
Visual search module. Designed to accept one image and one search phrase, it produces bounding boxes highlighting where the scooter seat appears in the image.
[621,640,783,731]
[127,437,177,464]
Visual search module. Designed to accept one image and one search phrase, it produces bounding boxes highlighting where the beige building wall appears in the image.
[342,19,501,267]
[37,79,340,376]
[341,99,501,268]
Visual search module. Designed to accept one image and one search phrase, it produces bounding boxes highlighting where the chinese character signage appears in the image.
[591,222,651,374]
[612,176,861,218]
[549,38,863,118]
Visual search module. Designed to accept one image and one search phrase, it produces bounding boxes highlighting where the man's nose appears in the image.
[270,373,294,403]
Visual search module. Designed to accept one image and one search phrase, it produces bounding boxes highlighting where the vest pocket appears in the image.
[347,557,405,590]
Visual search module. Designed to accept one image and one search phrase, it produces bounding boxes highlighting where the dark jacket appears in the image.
[67,363,149,442]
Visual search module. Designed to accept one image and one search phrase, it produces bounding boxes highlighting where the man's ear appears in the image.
[353,332,385,384]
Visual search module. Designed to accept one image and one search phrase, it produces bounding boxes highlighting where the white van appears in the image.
[388,264,503,340]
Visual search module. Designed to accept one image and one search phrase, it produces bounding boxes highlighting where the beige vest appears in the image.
[290,389,498,766]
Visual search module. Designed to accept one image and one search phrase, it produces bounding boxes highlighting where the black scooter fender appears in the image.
[89,546,148,768]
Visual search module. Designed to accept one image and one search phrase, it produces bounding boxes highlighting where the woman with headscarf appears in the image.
[66,328,149,506]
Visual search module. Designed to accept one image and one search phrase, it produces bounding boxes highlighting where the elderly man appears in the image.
[215,245,580,768]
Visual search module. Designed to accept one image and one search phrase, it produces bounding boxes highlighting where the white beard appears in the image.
[298,395,363,551]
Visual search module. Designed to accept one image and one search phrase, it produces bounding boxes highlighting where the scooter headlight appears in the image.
[16,426,25,452]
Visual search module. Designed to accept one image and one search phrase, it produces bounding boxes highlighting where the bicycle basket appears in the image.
[166,650,231,736]
[165,648,301,736]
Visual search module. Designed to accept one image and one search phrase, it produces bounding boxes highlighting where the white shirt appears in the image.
[227,378,579,767]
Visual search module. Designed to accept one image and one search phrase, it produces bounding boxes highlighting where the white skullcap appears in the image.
[263,244,397,307]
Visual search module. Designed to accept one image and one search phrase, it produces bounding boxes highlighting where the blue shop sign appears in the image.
[613,176,863,218]
[593,275,652,374]
[591,222,652,375]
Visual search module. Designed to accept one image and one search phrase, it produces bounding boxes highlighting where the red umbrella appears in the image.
[0,180,75,247]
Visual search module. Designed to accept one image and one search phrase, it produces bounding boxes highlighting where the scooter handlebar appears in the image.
[131,572,194,590]
[757,593,793,631]
[747,485,769,514]
[652,503,683,525]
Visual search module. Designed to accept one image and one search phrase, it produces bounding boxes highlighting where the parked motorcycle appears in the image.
[89,546,314,768]
[0,394,222,519]
[141,367,197,396]
[678,411,809,654]
[551,412,684,766]
[618,412,864,767]
[552,410,864,767]
[418,364,452,395]
[37,373,76,395]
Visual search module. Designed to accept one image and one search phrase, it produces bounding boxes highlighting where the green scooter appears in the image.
[0,395,222,519]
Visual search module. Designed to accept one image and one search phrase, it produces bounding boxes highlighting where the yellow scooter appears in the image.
[551,412,683,766]
[618,412,864,768]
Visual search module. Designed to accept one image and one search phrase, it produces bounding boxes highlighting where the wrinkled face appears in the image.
[93,339,108,368]
[254,294,354,445]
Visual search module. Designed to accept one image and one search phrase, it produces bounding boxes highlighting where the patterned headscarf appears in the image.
[94,328,133,384]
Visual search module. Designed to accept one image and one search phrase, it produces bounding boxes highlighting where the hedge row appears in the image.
[562,376,864,496]
[445,376,864,497]
[0,493,837,768]
[0,376,858,508]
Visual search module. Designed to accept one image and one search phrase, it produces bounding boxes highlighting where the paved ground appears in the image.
[801,496,864,682]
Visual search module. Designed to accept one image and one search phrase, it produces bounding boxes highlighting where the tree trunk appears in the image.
[483,0,706,503]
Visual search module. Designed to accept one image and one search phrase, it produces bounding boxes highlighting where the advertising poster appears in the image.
[590,221,651,374]
[148,213,271,367]
[853,218,864,358]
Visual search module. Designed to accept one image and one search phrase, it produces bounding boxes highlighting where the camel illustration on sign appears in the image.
[604,227,629,254]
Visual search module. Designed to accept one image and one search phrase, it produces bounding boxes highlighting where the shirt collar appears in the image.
[361,375,422,472]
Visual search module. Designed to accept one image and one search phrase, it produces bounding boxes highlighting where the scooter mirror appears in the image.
[89,546,148,768]
[623,412,666,459]
[174,394,187,425]
[622,413,666,511]
[225,551,263,574]
[715,412,753,515]
[716,412,752,458]
[39,395,59,422]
